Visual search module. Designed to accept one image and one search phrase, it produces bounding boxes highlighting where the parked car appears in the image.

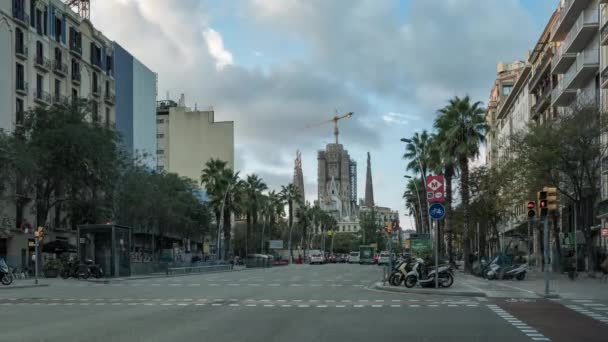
[335,254,346,263]
[310,253,326,264]
[327,254,337,263]
[377,251,391,265]
[348,252,360,264]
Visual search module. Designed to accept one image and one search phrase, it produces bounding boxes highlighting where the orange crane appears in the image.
[307,111,354,144]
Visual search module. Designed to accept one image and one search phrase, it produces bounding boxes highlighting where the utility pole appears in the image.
[543,216,550,296]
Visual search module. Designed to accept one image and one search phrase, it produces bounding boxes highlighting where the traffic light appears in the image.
[544,186,558,211]
[526,201,536,218]
[538,191,548,217]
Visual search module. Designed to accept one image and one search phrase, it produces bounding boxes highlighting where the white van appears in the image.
[348,251,360,264]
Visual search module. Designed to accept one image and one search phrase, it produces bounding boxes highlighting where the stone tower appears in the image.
[293,150,305,203]
[364,152,374,207]
[317,143,356,220]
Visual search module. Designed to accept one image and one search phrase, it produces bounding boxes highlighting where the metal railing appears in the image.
[92,85,101,96]
[53,60,68,75]
[70,43,82,56]
[104,91,115,103]
[71,70,81,83]
[15,79,27,92]
[562,49,599,89]
[15,43,27,57]
[552,0,576,37]
[34,89,51,103]
[530,53,551,89]
[90,55,102,70]
[35,55,51,70]
[12,7,29,25]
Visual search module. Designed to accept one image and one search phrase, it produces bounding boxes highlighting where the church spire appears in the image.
[364,152,374,207]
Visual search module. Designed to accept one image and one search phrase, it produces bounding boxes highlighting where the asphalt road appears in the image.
[1,263,606,342]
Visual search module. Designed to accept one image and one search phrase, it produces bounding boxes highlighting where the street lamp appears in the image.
[400,138,431,234]
[404,175,424,234]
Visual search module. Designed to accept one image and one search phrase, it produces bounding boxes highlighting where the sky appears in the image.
[90,0,557,229]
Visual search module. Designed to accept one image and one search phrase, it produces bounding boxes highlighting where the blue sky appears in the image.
[91,0,558,229]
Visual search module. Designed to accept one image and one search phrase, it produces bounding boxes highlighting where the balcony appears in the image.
[15,44,27,60]
[71,70,81,84]
[53,60,68,77]
[52,93,68,104]
[552,44,576,74]
[569,87,599,112]
[552,83,577,107]
[562,49,599,90]
[12,7,29,27]
[602,21,608,46]
[529,52,552,91]
[531,86,552,116]
[34,89,51,105]
[561,8,598,53]
[90,56,103,72]
[601,65,608,89]
[34,55,51,71]
[15,79,27,95]
[104,91,115,104]
[551,0,593,42]
[70,43,82,57]
[91,85,101,97]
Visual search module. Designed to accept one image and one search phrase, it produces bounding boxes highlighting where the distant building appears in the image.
[293,150,305,203]
[364,152,374,207]
[113,43,157,167]
[317,143,357,221]
[156,97,234,185]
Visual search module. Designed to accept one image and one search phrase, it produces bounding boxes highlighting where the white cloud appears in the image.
[253,50,263,57]
[203,28,234,70]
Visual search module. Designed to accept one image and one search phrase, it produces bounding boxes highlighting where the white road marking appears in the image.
[246,304,257,307]
[390,305,401,308]
[298,305,310,308]
[281,305,292,308]
[354,304,364,308]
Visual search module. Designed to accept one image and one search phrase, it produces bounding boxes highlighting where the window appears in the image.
[37,8,43,35]
[106,55,113,74]
[157,166,164,172]
[71,59,80,81]
[92,72,98,93]
[105,108,110,127]
[55,47,61,63]
[72,88,78,100]
[105,80,110,95]
[157,119,164,124]
[16,63,24,90]
[16,98,24,125]
[157,150,165,155]
[15,28,24,54]
[157,134,165,139]
[43,6,47,35]
[30,0,35,27]
[502,84,513,96]
[91,101,98,122]
[36,74,43,96]
[54,79,61,100]
[36,41,43,60]
[54,17,62,42]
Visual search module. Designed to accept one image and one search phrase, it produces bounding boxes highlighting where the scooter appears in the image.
[0,258,13,286]
[404,258,454,288]
[60,260,90,279]
[388,258,415,286]
[84,259,104,279]
[487,263,527,281]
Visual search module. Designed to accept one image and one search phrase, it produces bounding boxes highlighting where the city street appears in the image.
[2,264,607,341]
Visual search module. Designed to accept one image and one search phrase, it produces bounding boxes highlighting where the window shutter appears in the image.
[61,17,66,44]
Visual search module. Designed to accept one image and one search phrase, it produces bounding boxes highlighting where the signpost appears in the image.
[426,175,445,289]
[425,175,445,203]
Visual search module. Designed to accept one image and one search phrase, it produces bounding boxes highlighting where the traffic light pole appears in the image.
[34,238,39,285]
[543,216,550,297]
[435,219,439,289]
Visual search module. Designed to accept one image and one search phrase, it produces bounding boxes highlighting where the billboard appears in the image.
[269,240,284,249]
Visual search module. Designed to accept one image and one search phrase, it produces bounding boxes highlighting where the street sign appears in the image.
[410,239,431,253]
[425,175,445,203]
[602,228,608,237]
[428,202,445,220]
[269,240,284,249]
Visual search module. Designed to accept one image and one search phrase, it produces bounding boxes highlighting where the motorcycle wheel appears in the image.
[404,275,417,288]
[389,272,402,286]
[1,273,13,286]
[60,269,70,279]
[516,272,526,281]
[441,273,454,288]
[93,269,103,279]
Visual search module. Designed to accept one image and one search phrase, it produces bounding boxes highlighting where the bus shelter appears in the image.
[77,224,131,277]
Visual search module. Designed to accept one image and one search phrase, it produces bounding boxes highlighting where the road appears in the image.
[1,263,607,342]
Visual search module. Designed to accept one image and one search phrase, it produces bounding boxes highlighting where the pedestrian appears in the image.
[600,255,608,283]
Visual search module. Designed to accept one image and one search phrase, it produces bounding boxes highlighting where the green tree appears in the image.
[280,183,301,261]
[243,174,267,254]
[436,96,486,272]
[403,130,432,233]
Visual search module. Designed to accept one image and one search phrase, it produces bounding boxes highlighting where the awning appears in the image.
[42,240,77,254]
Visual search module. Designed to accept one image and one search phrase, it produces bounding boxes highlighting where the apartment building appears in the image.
[113,43,157,168]
[485,61,526,168]
[0,0,115,132]
[596,0,608,246]
[0,0,117,267]
[156,97,234,186]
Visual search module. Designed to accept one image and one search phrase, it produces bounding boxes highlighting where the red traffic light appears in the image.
[527,201,535,209]
[539,199,548,209]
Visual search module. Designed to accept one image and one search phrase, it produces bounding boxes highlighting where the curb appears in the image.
[85,267,246,284]
[373,282,486,297]
[0,283,50,290]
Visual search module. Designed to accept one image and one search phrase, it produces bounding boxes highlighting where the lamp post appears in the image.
[400,138,431,235]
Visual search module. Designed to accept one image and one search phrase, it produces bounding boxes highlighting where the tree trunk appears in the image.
[223,203,231,260]
[460,157,471,273]
[552,212,562,272]
[246,210,251,254]
[445,168,454,264]
[288,201,294,262]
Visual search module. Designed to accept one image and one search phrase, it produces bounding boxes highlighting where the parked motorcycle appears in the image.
[60,260,90,279]
[84,259,104,279]
[0,258,13,286]
[404,258,454,288]
[388,258,415,286]
[487,262,527,281]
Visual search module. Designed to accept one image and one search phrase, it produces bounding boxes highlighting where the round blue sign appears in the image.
[428,203,445,220]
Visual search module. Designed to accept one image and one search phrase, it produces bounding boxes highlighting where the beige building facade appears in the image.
[156,99,234,186]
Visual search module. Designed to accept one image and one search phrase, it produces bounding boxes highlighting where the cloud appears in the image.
[381,112,420,125]
[203,28,234,70]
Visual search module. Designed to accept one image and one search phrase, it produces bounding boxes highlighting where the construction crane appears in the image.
[307,111,354,145]
[65,0,90,20]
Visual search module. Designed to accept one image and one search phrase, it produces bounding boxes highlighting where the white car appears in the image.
[348,252,360,264]
[310,253,325,264]
[377,252,391,265]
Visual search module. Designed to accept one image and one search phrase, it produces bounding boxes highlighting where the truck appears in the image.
[359,246,374,264]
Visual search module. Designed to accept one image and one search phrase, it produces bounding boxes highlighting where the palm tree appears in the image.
[437,95,486,272]
[243,174,268,254]
[403,130,432,233]
[258,193,270,253]
[280,183,301,263]
[201,158,228,230]
[296,202,312,257]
